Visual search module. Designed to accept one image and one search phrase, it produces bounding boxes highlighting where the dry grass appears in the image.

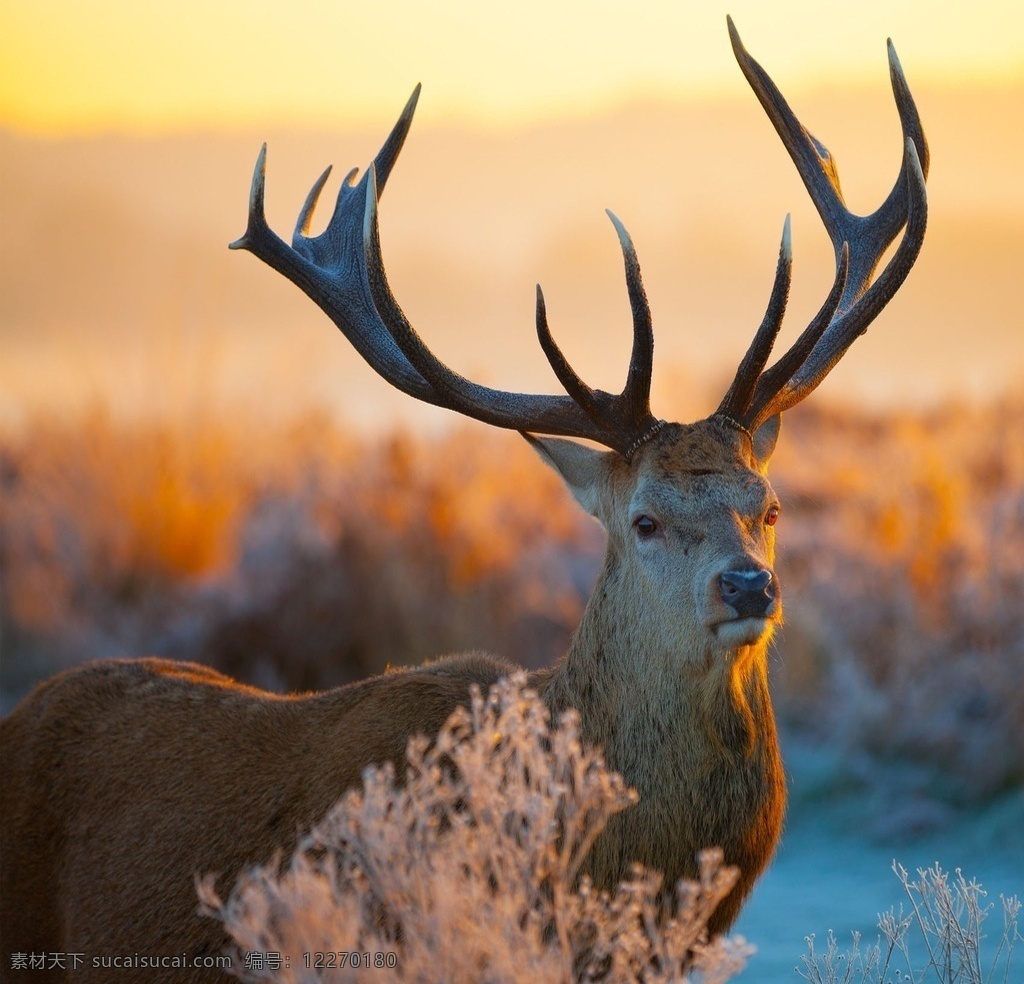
[0,409,596,695]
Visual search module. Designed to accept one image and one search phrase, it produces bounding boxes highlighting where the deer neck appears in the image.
[537,550,779,787]
[533,547,785,910]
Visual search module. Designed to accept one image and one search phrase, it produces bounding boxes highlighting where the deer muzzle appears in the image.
[718,567,777,619]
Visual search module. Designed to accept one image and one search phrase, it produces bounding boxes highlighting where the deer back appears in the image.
[0,655,514,978]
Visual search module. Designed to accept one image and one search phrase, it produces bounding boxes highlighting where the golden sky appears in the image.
[2,0,1022,134]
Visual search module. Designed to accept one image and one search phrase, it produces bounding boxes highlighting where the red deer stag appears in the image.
[0,19,927,981]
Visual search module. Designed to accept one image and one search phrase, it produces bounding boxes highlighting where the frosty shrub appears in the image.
[199,673,752,983]
[798,861,1021,984]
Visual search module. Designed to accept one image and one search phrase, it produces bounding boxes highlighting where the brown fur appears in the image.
[0,418,786,981]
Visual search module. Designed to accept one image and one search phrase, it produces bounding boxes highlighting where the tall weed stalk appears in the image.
[799,862,1021,984]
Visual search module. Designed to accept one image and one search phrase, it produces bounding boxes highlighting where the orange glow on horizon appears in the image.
[2,0,1022,136]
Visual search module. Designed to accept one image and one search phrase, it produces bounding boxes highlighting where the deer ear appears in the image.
[521,434,609,516]
[751,414,781,470]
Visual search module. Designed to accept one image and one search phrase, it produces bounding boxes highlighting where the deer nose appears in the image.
[718,568,775,618]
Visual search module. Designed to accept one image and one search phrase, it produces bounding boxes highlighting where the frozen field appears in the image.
[736,743,1024,980]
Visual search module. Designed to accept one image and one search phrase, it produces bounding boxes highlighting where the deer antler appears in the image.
[716,16,929,433]
[231,87,661,459]
[233,18,927,456]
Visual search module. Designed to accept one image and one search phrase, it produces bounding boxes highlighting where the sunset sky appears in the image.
[2,0,1022,427]
[3,0,1021,134]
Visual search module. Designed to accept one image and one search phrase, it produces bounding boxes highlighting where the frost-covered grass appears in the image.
[798,862,1021,984]
[195,676,1019,982]
[199,674,752,983]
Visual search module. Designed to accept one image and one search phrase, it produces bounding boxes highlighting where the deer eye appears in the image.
[634,515,659,539]
[764,506,780,527]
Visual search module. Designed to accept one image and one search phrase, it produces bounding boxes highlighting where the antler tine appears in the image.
[373,83,423,189]
[230,104,439,404]
[769,139,927,416]
[532,215,658,439]
[727,18,851,256]
[876,40,930,254]
[727,17,928,310]
[290,85,420,272]
[717,215,792,422]
[745,242,849,429]
[721,18,928,431]
[606,210,656,428]
[294,165,334,239]
[534,285,605,424]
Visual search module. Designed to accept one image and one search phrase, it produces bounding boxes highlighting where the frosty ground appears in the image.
[735,740,1024,979]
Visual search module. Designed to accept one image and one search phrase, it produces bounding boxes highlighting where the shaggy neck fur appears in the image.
[533,546,785,932]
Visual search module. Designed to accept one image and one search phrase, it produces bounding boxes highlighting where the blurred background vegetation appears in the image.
[3,397,1022,822]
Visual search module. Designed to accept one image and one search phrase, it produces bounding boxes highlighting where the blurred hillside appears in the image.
[1,80,1022,431]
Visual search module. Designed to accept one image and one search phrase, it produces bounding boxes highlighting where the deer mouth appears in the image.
[713,615,777,648]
